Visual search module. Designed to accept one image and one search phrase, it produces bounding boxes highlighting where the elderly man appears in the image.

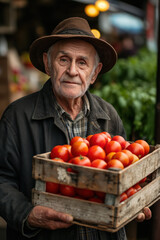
[0,17,151,240]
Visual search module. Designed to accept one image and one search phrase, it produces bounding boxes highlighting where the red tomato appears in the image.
[133,184,142,192]
[95,191,106,200]
[89,133,106,149]
[67,167,75,173]
[135,140,150,156]
[76,188,94,199]
[125,187,137,197]
[67,158,76,172]
[74,195,84,200]
[105,140,122,155]
[127,142,145,159]
[60,184,76,197]
[71,141,88,157]
[87,145,106,162]
[83,138,90,147]
[46,182,59,194]
[120,192,128,202]
[112,152,129,167]
[91,159,107,169]
[63,144,73,159]
[105,152,116,163]
[121,149,134,165]
[124,141,130,149]
[86,135,93,142]
[70,156,91,167]
[139,177,147,184]
[99,132,111,143]
[107,159,124,170]
[50,145,69,162]
[70,136,84,146]
[111,135,126,149]
[101,131,111,140]
[131,154,139,164]
[88,197,103,203]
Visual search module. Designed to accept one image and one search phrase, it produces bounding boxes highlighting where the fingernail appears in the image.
[67,215,73,222]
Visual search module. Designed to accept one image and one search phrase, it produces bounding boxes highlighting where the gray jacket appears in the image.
[0,79,127,240]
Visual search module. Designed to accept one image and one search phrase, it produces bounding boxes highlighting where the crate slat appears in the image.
[32,189,115,226]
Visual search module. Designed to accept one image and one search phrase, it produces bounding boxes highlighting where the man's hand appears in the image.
[27,206,73,230]
[136,207,152,222]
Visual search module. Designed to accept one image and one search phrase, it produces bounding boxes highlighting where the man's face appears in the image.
[43,39,102,100]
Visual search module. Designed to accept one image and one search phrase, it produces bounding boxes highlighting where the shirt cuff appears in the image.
[22,211,41,238]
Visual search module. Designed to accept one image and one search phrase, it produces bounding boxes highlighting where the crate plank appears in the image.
[32,189,115,226]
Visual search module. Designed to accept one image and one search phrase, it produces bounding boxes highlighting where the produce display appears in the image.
[46,132,150,203]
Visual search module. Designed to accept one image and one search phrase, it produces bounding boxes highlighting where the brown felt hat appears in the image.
[29,17,117,74]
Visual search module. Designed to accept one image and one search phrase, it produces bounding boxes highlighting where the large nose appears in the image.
[67,60,78,76]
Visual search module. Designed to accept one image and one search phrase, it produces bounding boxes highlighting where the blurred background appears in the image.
[0,0,159,239]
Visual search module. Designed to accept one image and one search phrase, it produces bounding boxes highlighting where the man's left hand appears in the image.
[136,207,152,222]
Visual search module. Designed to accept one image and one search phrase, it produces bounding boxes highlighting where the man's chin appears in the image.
[61,89,85,99]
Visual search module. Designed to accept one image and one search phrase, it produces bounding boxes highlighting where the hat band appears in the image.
[56,28,93,37]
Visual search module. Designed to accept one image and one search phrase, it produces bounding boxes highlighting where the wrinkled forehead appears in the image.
[50,38,97,57]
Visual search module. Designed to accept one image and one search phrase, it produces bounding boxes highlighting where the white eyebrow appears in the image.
[58,51,88,60]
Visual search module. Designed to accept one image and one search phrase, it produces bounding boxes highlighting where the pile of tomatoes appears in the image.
[46,132,150,203]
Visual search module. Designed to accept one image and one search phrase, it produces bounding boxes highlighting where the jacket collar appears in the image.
[32,79,57,120]
[86,91,111,121]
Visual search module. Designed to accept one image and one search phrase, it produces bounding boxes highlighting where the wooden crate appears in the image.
[32,145,160,232]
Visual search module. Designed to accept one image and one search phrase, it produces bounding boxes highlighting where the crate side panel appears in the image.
[116,176,160,228]
[32,156,120,194]
[32,190,115,227]
[119,147,160,193]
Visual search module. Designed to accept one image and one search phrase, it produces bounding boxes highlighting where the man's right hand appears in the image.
[27,205,73,230]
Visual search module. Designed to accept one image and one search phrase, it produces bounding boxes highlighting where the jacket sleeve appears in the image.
[0,114,36,236]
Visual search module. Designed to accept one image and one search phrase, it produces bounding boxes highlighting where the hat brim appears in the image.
[29,34,117,74]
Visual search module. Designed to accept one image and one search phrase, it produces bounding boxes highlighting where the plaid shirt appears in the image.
[55,94,90,141]
[55,95,101,239]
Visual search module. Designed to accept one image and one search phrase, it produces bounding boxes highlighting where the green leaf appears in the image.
[90,48,156,143]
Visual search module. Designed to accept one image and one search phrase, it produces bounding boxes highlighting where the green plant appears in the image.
[90,49,157,144]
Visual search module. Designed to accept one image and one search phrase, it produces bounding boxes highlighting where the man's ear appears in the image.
[43,53,51,76]
[90,62,103,85]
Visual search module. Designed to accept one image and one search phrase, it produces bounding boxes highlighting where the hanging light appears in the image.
[84,4,99,17]
[91,29,101,39]
[95,0,110,12]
